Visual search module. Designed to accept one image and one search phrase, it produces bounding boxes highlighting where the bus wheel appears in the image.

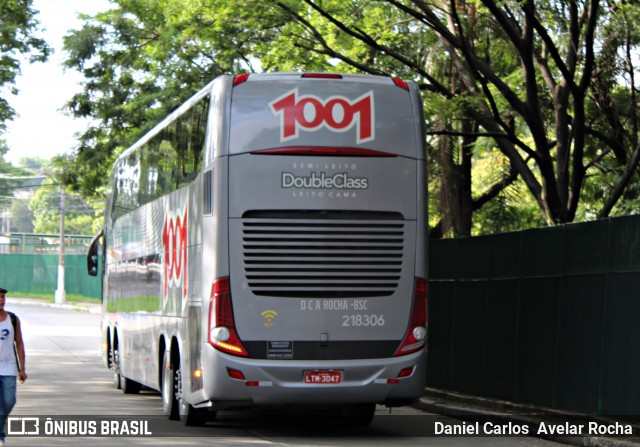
[176,362,208,426]
[162,350,179,420]
[341,403,376,427]
[115,345,141,394]
[121,376,142,394]
[112,345,121,390]
[107,337,113,370]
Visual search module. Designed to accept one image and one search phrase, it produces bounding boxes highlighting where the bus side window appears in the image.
[203,170,212,215]
[175,98,209,189]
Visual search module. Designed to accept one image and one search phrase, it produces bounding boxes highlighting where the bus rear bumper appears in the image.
[201,347,426,408]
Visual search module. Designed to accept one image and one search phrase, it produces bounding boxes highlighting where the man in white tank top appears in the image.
[0,287,27,446]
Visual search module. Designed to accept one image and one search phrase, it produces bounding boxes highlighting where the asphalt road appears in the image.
[3,300,566,446]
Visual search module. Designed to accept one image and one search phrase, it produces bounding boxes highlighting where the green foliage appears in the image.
[29,178,100,235]
[0,0,50,131]
[16,156,46,172]
[57,0,640,237]
[471,148,546,235]
[9,198,34,233]
[61,0,287,198]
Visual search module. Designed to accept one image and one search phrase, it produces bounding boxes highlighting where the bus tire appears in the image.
[173,355,208,426]
[121,376,142,394]
[162,350,179,420]
[341,403,376,427]
[112,345,121,390]
[114,340,141,394]
[180,402,208,427]
[106,332,113,370]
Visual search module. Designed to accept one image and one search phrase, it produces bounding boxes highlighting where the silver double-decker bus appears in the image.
[88,72,427,426]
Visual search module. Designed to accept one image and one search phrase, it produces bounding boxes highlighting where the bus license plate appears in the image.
[304,370,342,384]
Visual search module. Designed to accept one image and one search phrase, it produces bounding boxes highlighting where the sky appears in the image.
[4,0,111,165]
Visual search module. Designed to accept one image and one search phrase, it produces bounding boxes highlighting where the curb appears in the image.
[413,388,640,446]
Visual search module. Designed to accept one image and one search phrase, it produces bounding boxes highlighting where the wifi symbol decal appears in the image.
[261,310,278,327]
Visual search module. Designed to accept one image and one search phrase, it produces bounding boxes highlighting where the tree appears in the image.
[9,198,34,233]
[60,0,287,197]
[0,0,50,132]
[62,0,640,236]
[29,178,99,235]
[261,0,640,234]
[17,156,47,172]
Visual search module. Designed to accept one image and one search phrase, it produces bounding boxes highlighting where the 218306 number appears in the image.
[342,314,385,327]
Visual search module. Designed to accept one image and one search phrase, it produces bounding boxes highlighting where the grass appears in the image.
[8,292,101,305]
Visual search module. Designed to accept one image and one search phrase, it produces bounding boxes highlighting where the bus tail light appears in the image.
[227,368,246,381]
[392,77,409,91]
[301,73,343,79]
[208,277,250,357]
[394,278,427,356]
[233,73,250,86]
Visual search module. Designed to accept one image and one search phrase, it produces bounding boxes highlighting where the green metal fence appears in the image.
[427,214,640,416]
[0,254,100,299]
[0,233,93,255]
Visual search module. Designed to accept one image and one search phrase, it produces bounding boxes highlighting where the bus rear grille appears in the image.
[242,216,404,298]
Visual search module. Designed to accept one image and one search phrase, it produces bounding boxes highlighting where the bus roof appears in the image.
[115,72,425,165]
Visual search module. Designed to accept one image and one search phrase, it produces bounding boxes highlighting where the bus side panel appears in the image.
[104,181,205,391]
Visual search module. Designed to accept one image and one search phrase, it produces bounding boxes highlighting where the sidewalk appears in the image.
[414,388,640,446]
[6,296,101,314]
